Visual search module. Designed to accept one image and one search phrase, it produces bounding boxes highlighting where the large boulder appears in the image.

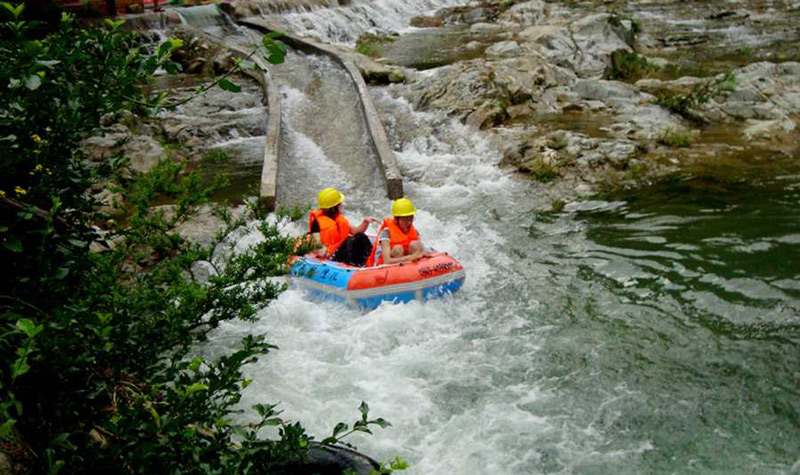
[502,130,639,174]
[122,135,166,174]
[485,40,522,59]
[743,118,797,141]
[499,0,548,26]
[409,15,443,28]
[701,62,800,125]
[341,50,408,84]
[573,79,640,102]
[520,14,633,77]
[405,56,575,125]
[82,125,165,174]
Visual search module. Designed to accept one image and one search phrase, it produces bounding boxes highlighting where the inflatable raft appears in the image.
[289,251,465,310]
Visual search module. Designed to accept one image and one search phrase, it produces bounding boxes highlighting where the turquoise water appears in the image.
[519,176,800,473]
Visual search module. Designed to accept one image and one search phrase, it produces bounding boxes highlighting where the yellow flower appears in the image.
[0,190,5,198]
[15,186,27,196]
[31,134,42,144]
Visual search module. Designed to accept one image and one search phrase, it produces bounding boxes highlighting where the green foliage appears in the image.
[606,49,659,81]
[262,31,287,65]
[545,133,568,151]
[355,33,395,58]
[521,156,559,182]
[608,13,642,41]
[0,7,387,473]
[321,401,392,446]
[657,128,693,148]
[204,148,232,164]
[277,204,310,222]
[343,455,409,475]
[654,72,736,123]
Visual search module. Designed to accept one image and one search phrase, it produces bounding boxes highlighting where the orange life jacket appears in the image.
[309,209,351,256]
[366,217,419,266]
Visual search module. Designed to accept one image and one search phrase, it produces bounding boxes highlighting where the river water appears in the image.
[189,1,800,473]
[204,93,800,474]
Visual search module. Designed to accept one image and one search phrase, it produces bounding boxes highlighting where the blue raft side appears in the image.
[354,276,465,310]
[289,258,353,305]
[289,257,465,311]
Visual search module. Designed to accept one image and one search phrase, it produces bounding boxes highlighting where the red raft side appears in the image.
[347,252,463,291]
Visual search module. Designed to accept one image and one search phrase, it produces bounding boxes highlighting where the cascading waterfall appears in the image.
[251,0,468,44]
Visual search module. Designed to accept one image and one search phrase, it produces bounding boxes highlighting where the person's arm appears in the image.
[352,216,378,234]
[380,239,423,265]
[309,220,326,255]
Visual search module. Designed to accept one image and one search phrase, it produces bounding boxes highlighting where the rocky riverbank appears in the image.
[81,30,267,246]
[355,0,800,204]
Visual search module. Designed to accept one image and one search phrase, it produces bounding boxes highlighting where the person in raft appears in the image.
[309,187,377,267]
[366,197,427,266]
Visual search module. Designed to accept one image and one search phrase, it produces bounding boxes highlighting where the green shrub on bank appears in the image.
[606,49,659,81]
[654,72,736,123]
[355,33,396,58]
[657,128,693,148]
[0,6,399,474]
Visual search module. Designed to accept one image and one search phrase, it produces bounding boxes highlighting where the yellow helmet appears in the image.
[391,197,417,217]
[317,187,345,209]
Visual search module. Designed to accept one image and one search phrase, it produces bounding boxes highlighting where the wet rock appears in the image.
[405,56,575,122]
[502,130,638,175]
[89,233,126,253]
[612,104,683,140]
[743,118,797,141]
[573,79,639,102]
[94,189,125,216]
[470,22,504,34]
[82,125,165,174]
[485,40,521,59]
[500,0,547,26]
[437,5,489,24]
[701,62,800,124]
[126,3,144,14]
[706,10,749,21]
[522,14,632,77]
[122,135,165,174]
[466,103,509,130]
[159,80,267,147]
[191,260,219,285]
[82,125,130,162]
[342,50,408,84]
[409,15,443,28]
[634,76,706,95]
[657,33,711,48]
[166,204,246,249]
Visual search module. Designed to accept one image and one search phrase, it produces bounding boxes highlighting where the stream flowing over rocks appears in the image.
[339,0,800,201]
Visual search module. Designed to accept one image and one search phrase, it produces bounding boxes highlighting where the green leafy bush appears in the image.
[0,6,399,474]
[606,49,659,81]
[355,33,395,57]
[657,128,693,148]
[654,72,735,123]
